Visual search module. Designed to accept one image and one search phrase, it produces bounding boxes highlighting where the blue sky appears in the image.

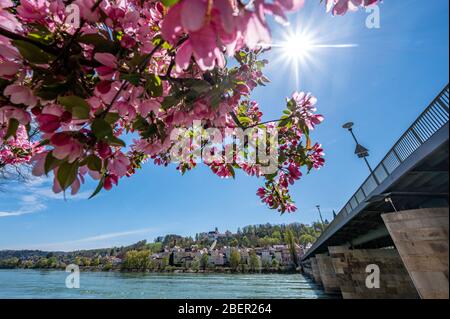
[0,0,448,251]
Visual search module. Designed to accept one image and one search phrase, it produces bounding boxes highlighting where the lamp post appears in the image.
[342,122,380,185]
[315,205,325,231]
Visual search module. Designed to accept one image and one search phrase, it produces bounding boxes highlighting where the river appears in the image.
[0,269,330,299]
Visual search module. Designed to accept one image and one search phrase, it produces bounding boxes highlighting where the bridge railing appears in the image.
[319,85,450,242]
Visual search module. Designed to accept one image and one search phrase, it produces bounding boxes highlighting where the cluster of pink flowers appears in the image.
[0,0,364,213]
[0,105,40,166]
[162,0,305,71]
[325,0,379,16]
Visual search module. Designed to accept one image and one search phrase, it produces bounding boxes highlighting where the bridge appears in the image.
[301,85,449,299]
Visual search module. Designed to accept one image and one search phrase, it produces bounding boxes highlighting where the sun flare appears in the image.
[281,33,315,61]
[271,25,358,89]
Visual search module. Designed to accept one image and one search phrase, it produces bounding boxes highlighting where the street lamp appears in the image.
[315,205,325,231]
[342,122,380,185]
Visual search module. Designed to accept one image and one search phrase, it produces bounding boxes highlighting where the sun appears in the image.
[281,32,315,61]
[270,24,358,89]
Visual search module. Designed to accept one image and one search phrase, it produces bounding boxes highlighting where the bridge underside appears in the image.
[306,141,449,255]
[301,86,449,299]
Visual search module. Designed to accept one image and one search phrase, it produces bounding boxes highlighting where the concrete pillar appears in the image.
[316,254,340,294]
[382,208,449,299]
[310,257,322,285]
[301,260,313,277]
[329,246,418,299]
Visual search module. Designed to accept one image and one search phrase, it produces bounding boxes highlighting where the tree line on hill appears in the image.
[0,221,328,271]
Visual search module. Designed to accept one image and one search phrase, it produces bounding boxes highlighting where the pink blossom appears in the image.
[103,174,119,191]
[16,0,49,22]
[0,106,31,124]
[162,0,292,71]
[139,100,160,117]
[3,84,37,107]
[96,141,112,159]
[31,151,47,176]
[51,134,83,163]
[108,152,130,177]
[52,172,83,195]
[74,0,100,23]
[0,35,20,59]
[0,60,20,78]
[0,0,22,32]
[326,0,379,16]
[94,53,118,69]
[36,105,71,133]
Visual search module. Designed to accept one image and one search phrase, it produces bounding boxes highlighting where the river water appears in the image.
[0,269,330,299]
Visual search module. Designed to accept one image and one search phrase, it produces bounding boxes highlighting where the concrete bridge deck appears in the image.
[300,85,449,299]
[302,85,449,260]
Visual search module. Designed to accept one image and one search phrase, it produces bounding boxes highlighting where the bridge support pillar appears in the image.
[382,208,449,299]
[329,246,418,299]
[316,254,340,294]
[310,257,322,285]
[301,259,313,277]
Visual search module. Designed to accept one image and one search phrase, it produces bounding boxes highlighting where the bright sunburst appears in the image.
[270,24,358,89]
[280,32,315,62]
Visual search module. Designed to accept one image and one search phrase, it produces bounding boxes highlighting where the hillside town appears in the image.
[0,223,322,273]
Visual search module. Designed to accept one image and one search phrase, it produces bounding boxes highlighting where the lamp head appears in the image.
[342,122,354,130]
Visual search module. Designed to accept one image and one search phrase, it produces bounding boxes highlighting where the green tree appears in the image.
[161,256,170,270]
[229,238,238,247]
[92,257,101,267]
[200,253,209,270]
[229,249,241,271]
[0,257,20,268]
[191,258,200,271]
[249,251,260,272]
[47,256,58,268]
[271,258,280,270]
[122,250,150,271]
[285,228,298,267]
[272,230,282,241]
[299,234,316,245]
[37,258,49,268]
[103,262,113,271]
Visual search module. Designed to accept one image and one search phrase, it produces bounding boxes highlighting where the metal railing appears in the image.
[317,84,450,242]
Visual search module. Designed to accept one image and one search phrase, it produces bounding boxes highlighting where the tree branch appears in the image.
[0,26,59,55]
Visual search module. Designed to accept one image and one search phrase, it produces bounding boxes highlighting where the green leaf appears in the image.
[57,161,79,191]
[120,73,141,86]
[86,154,102,172]
[127,53,147,68]
[44,152,63,175]
[141,123,158,139]
[27,24,54,45]
[92,119,113,139]
[161,0,179,7]
[238,116,252,126]
[161,96,178,110]
[278,117,292,128]
[228,165,236,179]
[5,118,19,140]
[89,176,105,199]
[58,95,90,119]
[78,34,116,53]
[35,82,70,100]
[185,79,211,94]
[209,89,222,109]
[145,74,163,97]
[106,136,126,147]
[132,116,149,131]
[104,112,120,125]
[12,40,54,64]
[287,98,297,112]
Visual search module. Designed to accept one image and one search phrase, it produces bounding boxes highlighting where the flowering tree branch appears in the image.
[0,0,378,213]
